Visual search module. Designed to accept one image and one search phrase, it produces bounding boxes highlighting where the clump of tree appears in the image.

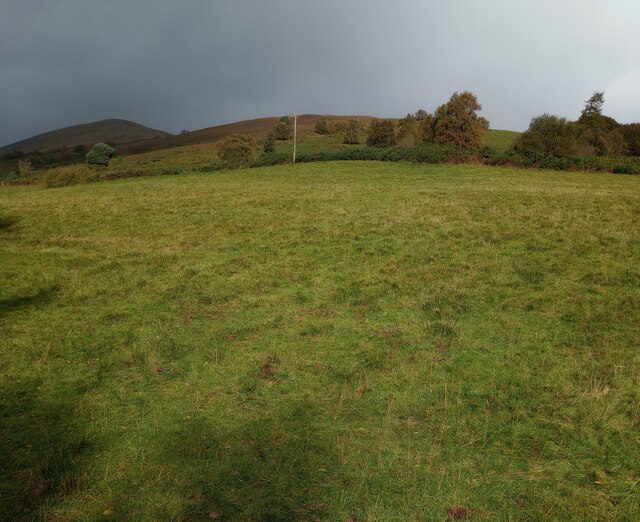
[621,124,640,156]
[273,116,293,140]
[86,143,116,166]
[314,118,329,135]
[262,132,276,154]
[432,91,485,149]
[514,91,638,158]
[343,120,361,145]
[515,114,580,157]
[219,134,256,168]
[415,109,429,121]
[418,113,435,143]
[367,119,397,148]
[576,92,627,156]
[396,114,419,146]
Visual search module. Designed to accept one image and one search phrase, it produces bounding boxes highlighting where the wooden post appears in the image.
[292,114,297,164]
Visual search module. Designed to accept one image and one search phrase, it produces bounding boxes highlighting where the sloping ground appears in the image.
[0,119,172,154]
[119,114,381,154]
[1,163,638,520]
[482,129,521,152]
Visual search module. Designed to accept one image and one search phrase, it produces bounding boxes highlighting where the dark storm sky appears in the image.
[2,0,640,147]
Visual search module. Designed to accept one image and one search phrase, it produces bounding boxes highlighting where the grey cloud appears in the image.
[1,0,640,146]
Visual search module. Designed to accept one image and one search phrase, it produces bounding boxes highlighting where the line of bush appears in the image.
[252,143,473,168]
[252,145,638,174]
[480,147,640,174]
[40,165,183,188]
[39,143,638,189]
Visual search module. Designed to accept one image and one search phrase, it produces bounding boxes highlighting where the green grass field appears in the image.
[1,162,639,521]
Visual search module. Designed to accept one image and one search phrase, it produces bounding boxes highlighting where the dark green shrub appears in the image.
[273,122,291,140]
[252,152,291,167]
[198,162,226,172]
[256,143,470,166]
[263,132,276,154]
[538,154,572,170]
[612,164,635,174]
[314,118,329,135]
[219,134,256,168]
[579,125,627,156]
[621,124,640,156]
[273,116,293,140]
[86,143,116,166]
[516,114,580,157]
[367,120,396,148]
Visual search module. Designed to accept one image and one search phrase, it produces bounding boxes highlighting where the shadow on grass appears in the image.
[163,401,337,521]
[0,286,58,318]
[0,377,94,520]
[0,215,20,232]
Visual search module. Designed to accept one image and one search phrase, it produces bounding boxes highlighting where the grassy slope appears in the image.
[114,128,519,173]
[482,129,521,152]
[1,163,639,521]
[118,115,381,155]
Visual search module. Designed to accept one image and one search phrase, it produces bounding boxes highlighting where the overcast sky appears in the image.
[2,0,640,147]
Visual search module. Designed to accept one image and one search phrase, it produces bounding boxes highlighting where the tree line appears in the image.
[516,92,640,157]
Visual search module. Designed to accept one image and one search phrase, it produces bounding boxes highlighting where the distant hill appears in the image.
[0,119,172,154]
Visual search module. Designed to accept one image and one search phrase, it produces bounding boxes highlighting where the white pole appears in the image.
[292,114,297,164]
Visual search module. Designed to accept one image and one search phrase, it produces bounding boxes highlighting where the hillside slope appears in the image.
[0,119,172,154]
[119,114,381,154]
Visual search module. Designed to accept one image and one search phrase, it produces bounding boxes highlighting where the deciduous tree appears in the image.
[343,120,360,145]
[515,114,580,157]
[432,91,484,149]
[273,116,293,140]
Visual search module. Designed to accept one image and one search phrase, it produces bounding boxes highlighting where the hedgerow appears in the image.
[40,142,639,189]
